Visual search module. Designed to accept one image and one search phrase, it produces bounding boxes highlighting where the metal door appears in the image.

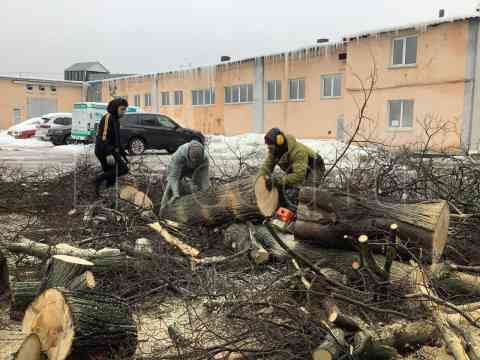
[27,98,57,118]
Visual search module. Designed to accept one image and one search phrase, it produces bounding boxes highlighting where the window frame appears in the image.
[321,74,342,99]
[391,35,417,67]
[192,88,215,106]
[174,90,183,106]
[161,92,170,106]
[134,94,141,107]
[388,99,414,129]
[266,80,282,102]
[288,78,305,101]
[144,93,152,107]
[224,84,254,104]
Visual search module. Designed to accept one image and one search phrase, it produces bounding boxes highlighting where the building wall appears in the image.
[344,21,469,149]
[95,19,474,149]
[0,79,82,129]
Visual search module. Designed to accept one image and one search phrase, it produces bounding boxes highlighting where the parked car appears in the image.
[35,113,72,142]
[50,127,73,146]
[119,113,205,155]
[7,117,45,139]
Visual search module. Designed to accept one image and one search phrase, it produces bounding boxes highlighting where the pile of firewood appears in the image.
[3,174,480,360]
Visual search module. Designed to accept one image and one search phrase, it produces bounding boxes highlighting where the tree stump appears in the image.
[23,288,137,360]
[294,188,449,263]
[39,255,94,293]
[162,176,279,226]
[10,281,40,321]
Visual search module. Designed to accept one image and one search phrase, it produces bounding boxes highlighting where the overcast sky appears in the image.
[1,0,477,78]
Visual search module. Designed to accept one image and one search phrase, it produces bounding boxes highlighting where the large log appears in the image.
[23,288,137,360]
[10,272,96,321]
[10,281,41,321]
[162,176,279,226]
[294,188,449,263]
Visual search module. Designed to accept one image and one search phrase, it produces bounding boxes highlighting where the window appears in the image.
[174,90,183,105]
[39,85,45,92]
[144,93,152,107]
[141,114,160,126]
[50,86,57,93]
[388,100,414,128]
[26,84,33,92]
[266,80,282,101]
[321,74,342,98]
[158,115,177,129]
[192,88,215,106]
[224,84,253,104]
[288,79,305,101]
[161,92,170,106]
[392,36,417,66]
[134,94,141,107]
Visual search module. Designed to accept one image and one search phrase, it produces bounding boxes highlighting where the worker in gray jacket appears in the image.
[160,140,210,212]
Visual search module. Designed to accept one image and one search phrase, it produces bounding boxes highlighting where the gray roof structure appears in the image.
[65,61,109,73]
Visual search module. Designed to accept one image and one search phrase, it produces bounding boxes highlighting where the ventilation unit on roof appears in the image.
[316,38,329,44]
[439,9,445,18]
[220,56,231,62]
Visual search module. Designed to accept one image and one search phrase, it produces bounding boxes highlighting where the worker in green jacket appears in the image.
[258,128,325,208]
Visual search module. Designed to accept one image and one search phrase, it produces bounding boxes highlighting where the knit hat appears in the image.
[188,140,204,166]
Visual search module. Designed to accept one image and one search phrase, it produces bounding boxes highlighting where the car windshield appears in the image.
[41,117,51,123]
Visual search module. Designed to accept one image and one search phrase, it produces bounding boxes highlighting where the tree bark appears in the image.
[38,255,94,293]
[224,223,270,265]
[23,288,137,360]
[13,333,42,360]
[0,248,9,297]
[162,176,279,226]
[312,328,347,360]
[294,188,449,263]
[10,281,40,321]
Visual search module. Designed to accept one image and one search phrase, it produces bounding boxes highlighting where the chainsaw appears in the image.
[269,207,296,233]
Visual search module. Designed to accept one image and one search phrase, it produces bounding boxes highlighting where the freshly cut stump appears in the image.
[10,281,40,321]
[40,255,94,292]
[23,288,137,360]
[254,175,279,217]
[119,185,154,210]
[14,333,42,360]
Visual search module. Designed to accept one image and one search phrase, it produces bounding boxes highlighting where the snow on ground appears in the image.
[0,131,52,149]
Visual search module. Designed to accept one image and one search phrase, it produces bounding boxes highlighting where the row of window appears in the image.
[25,84,56,93]
[132,75,344,108]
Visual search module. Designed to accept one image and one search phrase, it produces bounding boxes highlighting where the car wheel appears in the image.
[64,135,73,145]
[129,137,146,155]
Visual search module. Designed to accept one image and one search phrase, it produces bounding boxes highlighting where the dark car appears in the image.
[120,113,205,155]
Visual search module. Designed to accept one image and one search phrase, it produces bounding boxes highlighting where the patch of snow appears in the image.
[0,131,52,148]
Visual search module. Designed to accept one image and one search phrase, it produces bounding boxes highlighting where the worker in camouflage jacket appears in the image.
[258,128,325,208]
[160,140,210,212]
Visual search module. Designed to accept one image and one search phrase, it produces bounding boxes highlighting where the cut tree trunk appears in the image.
[0,249,9,297]
[312,328,347,360]
[39,255,94,293]
[14,333,42,360]
[10,281,40,321]
[23,288,137,360]
[294,188,449,263]
[162,176,279,226]
[148,222,200,258]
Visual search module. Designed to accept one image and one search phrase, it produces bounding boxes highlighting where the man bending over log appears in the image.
[160,140,210,213]
[258,128,325,209]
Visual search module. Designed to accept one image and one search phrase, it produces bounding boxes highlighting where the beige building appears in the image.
[0,76,83,129]
[88,14,480,150]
